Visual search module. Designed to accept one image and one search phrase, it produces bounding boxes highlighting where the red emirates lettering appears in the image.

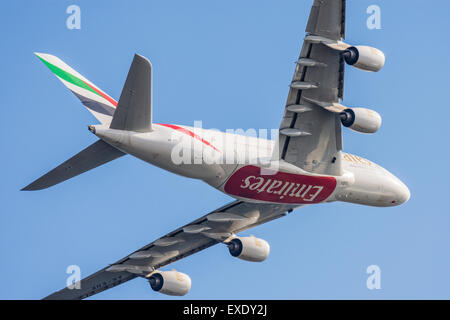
[224,165,337,204]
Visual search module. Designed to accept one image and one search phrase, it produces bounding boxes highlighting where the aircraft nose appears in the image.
[391,178,410,206]
[396,182,410,205]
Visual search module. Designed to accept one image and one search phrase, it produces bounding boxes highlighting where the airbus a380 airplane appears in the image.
[24,0,410,299]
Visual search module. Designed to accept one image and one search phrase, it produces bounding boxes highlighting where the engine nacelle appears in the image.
[343,46,385,72]
[227,236,270,262]
[148,270,191,296]
[340,108,382,134]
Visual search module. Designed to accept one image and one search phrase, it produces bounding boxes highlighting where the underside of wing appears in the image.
[44,201,298,300]
[277,0,346,176]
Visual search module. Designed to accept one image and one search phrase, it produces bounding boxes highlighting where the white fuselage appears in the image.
[92,123,410,208]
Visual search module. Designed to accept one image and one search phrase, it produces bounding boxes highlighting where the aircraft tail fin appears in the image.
[110,54,153,132]
[22,140,125,191]
[34,53,117,125]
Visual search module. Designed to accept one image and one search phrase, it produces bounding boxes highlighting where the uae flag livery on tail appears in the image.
[34,53,117,124]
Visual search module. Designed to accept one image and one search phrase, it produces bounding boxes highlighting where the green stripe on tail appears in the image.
[36,55,101,98]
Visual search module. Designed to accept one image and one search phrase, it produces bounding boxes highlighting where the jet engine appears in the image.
[343,46,385,72]
[340,108,382,134]
[148,270,191,296]
[227,236,270,262]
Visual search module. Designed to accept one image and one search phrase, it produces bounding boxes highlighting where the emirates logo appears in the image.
[240,175,324,202]
[224,165,337,204]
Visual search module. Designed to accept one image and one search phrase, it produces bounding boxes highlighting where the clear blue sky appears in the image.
[1,0,449,299]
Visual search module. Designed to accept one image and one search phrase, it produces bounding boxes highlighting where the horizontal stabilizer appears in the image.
[110,54,152,132]
[22,140,125,191]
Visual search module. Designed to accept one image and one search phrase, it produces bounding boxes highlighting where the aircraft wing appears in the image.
[44,201,298,300]
[277,0,346,176]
